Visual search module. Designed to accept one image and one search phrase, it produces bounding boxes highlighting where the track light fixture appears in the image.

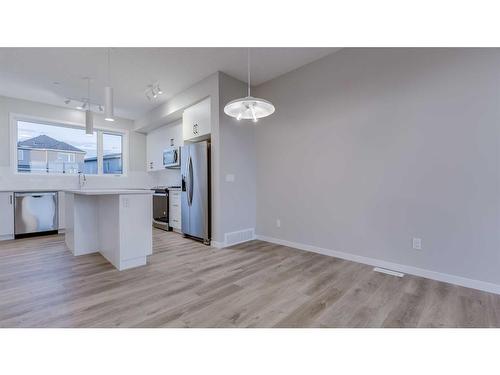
[145,83,163,101]
[65,97,105,113]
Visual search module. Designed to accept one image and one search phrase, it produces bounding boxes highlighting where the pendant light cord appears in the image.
[107,48,111,86]
[247,48,251,97]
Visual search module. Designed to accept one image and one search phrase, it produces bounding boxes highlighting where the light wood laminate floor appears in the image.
[0,229,499,327]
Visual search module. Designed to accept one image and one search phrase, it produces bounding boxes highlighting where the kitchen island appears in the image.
[64,189,153,271]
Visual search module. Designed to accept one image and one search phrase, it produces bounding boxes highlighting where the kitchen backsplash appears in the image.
[150,168,182,187]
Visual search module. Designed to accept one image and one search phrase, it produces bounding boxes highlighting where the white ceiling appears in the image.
[0,48,339,120]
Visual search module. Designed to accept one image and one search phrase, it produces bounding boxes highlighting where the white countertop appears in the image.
[65,189,153,195]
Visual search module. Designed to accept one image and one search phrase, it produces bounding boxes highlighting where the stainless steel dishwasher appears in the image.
[14,192,58,238]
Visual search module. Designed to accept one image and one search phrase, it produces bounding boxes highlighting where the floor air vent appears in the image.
[224,228,255,247]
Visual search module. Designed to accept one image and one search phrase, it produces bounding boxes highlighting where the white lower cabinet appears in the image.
[169,190,181,231]
[58,191,65,230]
[0,192,14,240]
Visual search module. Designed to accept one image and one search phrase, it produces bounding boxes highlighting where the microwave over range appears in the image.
[163,146,181,168]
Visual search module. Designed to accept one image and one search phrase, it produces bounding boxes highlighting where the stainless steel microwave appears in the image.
[163,147,180,168]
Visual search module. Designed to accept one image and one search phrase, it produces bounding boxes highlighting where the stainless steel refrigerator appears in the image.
[181,141,210,245]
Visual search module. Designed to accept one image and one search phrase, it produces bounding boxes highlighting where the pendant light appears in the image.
[104,48,115,122]
[85,77,93,134]
[224,48,275,122]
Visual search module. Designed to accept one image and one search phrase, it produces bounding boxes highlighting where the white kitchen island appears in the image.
[64,189,153,271]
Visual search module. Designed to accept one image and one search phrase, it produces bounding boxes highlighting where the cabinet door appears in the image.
[169,191,181,229]
[168,120,183,148]
[183,98,211,141]
[0,192,14,238]
[146,132,156,171]
[58,191,65,230]
[146,127,166,171]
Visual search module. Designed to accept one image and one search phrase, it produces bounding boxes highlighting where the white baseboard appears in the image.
[211,240,225,249]
[0,234,14,241]
[255,234,500,296]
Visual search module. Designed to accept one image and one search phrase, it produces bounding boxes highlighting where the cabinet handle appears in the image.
[9,195,12,205]
[193,123,199,135]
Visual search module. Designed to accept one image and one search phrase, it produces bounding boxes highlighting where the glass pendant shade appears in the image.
[224,96,275,121]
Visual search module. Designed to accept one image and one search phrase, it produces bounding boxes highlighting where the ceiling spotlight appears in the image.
[64,99,71,105]
[145,83,163,101]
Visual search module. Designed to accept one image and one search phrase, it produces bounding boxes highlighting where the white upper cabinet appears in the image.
[146,120,183,172]
[167,120,183,148]
[146,127,165,171]
[0,192,14,239]
[183,97,211,141]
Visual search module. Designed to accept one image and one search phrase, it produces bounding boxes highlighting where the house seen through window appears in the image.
[16,120,123,175]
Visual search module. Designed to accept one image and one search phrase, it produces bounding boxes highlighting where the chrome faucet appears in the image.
[78,172,87,189]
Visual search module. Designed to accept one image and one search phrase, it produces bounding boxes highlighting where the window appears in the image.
[15,119,125,176]
[102,133,123,174]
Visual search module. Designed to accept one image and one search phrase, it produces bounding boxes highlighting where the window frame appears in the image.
[9,113,129,177]
[102,131,124,175]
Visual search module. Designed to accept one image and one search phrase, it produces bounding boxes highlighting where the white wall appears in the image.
[254,48,500,288]
[0,95,150,191]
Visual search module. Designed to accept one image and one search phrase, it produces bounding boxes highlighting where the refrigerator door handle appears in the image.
[188,156,194,206]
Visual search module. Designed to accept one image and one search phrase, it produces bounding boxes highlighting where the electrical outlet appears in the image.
[122,197,130,208]
[276,219,281,228]
[412,237,422,250]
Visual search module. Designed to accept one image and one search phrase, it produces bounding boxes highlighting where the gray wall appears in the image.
[218,73,257,237]
[254,48,500,285]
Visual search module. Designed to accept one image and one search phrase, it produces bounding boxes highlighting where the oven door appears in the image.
[152,193,167,222]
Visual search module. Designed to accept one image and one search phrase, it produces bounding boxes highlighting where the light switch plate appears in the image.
[225,174,235,182]
[412,237,422,250]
